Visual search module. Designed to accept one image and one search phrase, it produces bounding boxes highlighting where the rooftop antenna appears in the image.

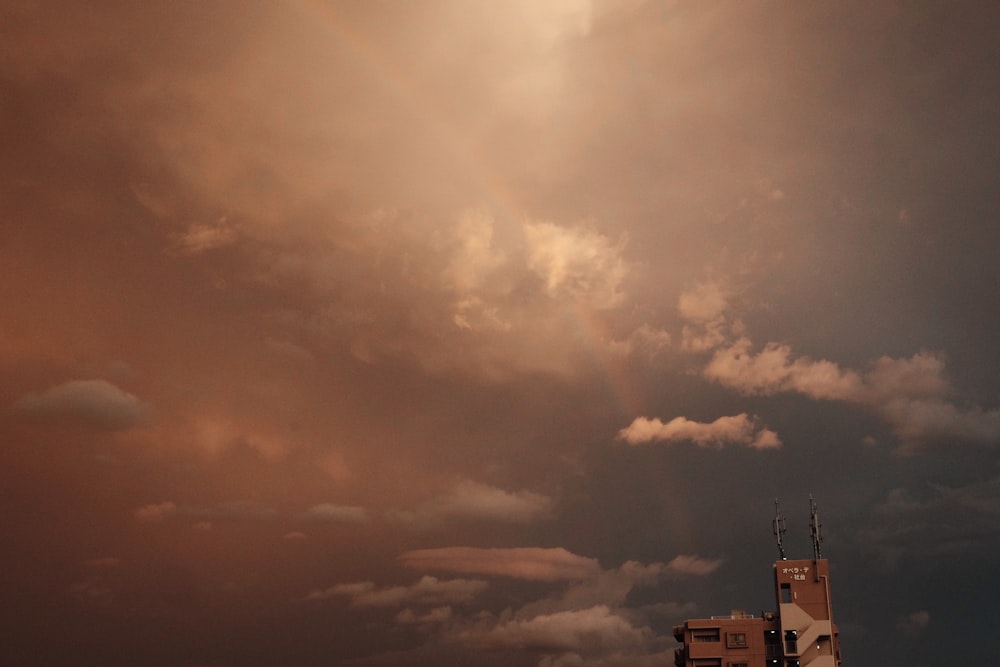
[772,498,787,560]
[809,495,823,560]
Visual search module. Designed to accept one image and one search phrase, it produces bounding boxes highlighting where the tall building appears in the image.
[673,499,841,667]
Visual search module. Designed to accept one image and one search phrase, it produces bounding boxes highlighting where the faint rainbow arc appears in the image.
[290,0,650,420]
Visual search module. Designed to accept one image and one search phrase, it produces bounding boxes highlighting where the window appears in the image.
[692,628,721,642]
[726,632,748,648]
[730,663,749,667]
[693,660,722,667]
[780,583,792,603]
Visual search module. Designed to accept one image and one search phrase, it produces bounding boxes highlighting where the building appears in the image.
[673,499,841,667]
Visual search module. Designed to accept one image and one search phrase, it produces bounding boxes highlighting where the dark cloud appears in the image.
[12,379,149,430]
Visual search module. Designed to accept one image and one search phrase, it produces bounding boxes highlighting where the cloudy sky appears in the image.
[3,1,999,665]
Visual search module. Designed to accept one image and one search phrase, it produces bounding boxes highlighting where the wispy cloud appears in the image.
[400,546,601,582]
[133,501,178,522]
[174,216,238,254]
[303,576,487,607]
[301,503,369,523]
[660,554,724,576]
[390,480,554,527]
[132,501,278,522]
[397,606,453,625]
[454,604,653,653]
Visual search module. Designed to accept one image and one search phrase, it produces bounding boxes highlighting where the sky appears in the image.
[2,1,1000,665]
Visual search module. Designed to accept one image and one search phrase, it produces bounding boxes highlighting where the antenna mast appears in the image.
[809,495,823,560]
[772,498,787,560]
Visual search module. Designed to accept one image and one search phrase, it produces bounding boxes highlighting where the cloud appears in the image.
[617,414,781,449]
[607,324,671,359]
[865,354,1000,448]
[247,209,632,379]
[304,576,487,607]
[518,0,596,42]
[539,651,678,667]
[190,501,279,520]
[881,398,1000,447]
[444,209,507,293]
[401,546,718,588]
[451,296,512,333]
[70,579,114,606]
[400,547,601,582]
[703,338,862,400]
[9,1,995,664]
[863,352,952,403]
[12,379,149,430]
[397,606,453,625]
[174,217,238,253]
[133,501,178,522]
[434,553,716,664]
[677,281,729,324]
[677,282,741,353]
[859,477,1000,567]
[189,416,294,462]
[391,480,553,526]
[513,555,720,622]
[342,546,710,664]
[265,338,314,362]
[301,503,369,523]
[680,321,729,354]
[896,610,930,637]
[661,554,724,576]
[524,221,628,309]
[132,501,277,522]
[704,339,1000,448]
[454,605,654,653]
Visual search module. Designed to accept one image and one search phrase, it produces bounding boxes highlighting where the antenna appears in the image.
[772,498,787,560]
[809,495,823,560]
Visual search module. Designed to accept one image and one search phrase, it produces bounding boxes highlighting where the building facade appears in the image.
[673,502,841,667]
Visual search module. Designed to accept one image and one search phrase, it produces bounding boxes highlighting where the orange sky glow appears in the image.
[3,2,1000,665]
